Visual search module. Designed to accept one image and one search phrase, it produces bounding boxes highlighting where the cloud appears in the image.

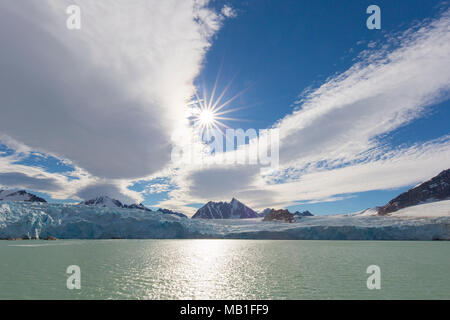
[0,172,61,192]
[183,165,261,200]
[145,183,172,194]
[162,137,450,214]
[262,137,450,208]
[160,9,450,214]
[0,0,224,180]
[221,5,237,18]
[0,156,67,194]
[0,153,142,203]
[276,10,450,167]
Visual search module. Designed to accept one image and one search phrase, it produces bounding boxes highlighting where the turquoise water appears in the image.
[0,240,449,299]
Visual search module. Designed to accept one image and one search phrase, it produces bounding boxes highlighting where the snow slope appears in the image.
[0,201,449,240]
[389,200,450,217]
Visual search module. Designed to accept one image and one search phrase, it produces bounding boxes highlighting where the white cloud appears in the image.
[221,5,237,18]
[145,183,171,194]
[0,0,224,180]
[276,10,450,168]
[0,153,144,203]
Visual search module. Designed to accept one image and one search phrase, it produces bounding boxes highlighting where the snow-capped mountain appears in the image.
[293,210,313,217]
[192,198,259,219]
[79,196,125,208]
[79,196,188,218]
[80,196,150,211]
[378,168,450,215]
[157,208,188,219]
[126,203,152,211]
[0,190,46,203]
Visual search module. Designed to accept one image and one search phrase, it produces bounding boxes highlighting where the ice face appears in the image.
[0,201,449,240]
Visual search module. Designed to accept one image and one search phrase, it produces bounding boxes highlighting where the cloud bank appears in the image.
[0,0,223,180]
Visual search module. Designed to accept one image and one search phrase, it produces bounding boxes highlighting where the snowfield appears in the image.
[389,200,450,217]
[0,201,449,240]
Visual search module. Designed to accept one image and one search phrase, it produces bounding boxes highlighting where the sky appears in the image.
[0,0,449,215]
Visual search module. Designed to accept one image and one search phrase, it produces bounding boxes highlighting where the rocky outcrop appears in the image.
[263,209,295,223]
[378,169,450,215]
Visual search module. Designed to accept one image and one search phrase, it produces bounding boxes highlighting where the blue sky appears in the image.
[0,0,449,215]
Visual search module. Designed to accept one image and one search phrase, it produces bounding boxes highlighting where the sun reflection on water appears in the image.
[139,239,267,300]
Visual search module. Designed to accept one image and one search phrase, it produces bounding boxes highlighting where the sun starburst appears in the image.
[187,74,250,138]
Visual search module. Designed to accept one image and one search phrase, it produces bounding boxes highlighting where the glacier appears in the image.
[0,201,449,240]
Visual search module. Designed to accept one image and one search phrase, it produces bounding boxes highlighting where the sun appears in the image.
[187,68,252,137]
[198,109,215,126]
[188,87,247,136]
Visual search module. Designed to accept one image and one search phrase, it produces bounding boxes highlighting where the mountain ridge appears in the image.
[192,198,259,219]
[0,190,47,203]
[378,169,450,215]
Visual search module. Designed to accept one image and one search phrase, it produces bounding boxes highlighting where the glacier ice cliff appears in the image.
[1,201,449,240]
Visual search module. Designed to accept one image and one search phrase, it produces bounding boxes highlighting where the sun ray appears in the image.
[188,69,255,139]
[208,60,223,110]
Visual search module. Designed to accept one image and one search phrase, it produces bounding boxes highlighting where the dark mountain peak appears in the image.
[0,189,47,203]
[378,168,450,215]
[125,203,151,211]
[192,198,259,219]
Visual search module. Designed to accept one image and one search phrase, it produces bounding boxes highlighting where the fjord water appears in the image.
[0,240,449,299]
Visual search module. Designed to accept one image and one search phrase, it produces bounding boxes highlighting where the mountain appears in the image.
[378,169,450,215]
[79,196,187,218]
[192,198,259,219]
[79,196,124,208]
[263,209,295,222]
[260,208,313,218]
[79,196,150,210]
[126,203,152,211]
[262,209,314,222]
[157,208,188,219]
[259,208,273,217]
[293,210,313,217]
[0,190,46,203]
